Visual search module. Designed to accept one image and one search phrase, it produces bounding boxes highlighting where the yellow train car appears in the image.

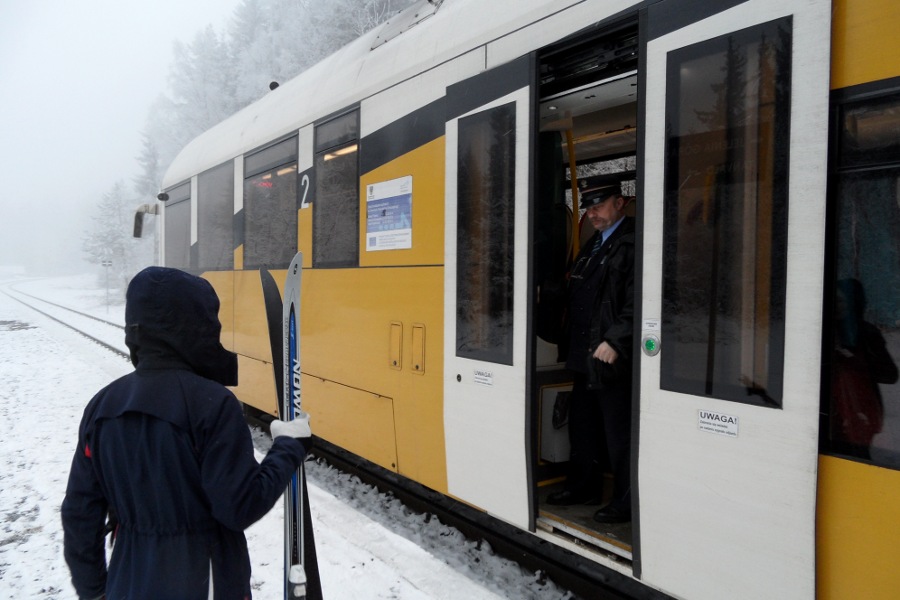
[151,0,900,597]
[818,2,900,599]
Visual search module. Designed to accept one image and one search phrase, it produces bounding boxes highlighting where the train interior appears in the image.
[531,20,639,561]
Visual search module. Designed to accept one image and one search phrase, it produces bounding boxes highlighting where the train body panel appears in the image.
[358,138,445,267]
[302,266,445,489]
[151,0,900,597]
[202,270,235,351]
[233,269,277,364]
[303,375,400,476]
[816,455,900,599]
[831,0,900,90]
[234,353,280,416]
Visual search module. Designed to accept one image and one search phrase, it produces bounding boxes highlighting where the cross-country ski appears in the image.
[281,253,322,600]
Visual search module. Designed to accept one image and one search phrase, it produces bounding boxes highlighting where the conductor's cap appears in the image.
[578,183,621,209]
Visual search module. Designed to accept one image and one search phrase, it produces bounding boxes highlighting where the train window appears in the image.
[660,17,792,406]
[244,138,298,269]
[315,110,358,153]
[197,162,234,270]
[838,94,900,169]
[455,102,516,365]
[163,183,191,269]
[313,111,359,268]
[825,93,900,468]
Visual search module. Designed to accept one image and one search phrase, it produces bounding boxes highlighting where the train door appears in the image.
[443,56,535,529]
[638,1,830,599]
[531,20,641,561]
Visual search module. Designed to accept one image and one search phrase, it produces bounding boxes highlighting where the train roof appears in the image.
[161,0,580,189]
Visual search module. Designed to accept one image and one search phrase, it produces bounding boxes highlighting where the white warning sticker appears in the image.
[698,410,739,438]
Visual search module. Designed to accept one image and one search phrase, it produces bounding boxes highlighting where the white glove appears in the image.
[270,412,311,440]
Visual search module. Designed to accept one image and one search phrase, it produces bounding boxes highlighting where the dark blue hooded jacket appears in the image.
[61,267,305,600]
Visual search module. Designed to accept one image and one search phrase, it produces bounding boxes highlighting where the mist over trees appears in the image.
[82,0,416,292]
[149,0,417,190]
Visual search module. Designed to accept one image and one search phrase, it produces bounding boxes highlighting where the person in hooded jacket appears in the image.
[61,267,311,600]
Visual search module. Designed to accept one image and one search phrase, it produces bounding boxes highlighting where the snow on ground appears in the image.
[0,274,574,600]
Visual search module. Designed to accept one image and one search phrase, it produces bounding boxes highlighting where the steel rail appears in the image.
[1,287,129,360]
[7,284,124,329]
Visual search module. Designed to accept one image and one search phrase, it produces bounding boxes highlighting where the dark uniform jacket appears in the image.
[62,267,305,600]
[563,216,636,386]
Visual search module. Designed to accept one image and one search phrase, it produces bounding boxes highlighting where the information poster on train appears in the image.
[366,175,412,251]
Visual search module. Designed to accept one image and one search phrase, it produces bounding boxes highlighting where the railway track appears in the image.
[0,282,129,360]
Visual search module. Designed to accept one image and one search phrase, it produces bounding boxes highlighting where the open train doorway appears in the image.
[531,19,639,561]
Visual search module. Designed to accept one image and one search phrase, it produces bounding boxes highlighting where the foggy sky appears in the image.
[0,0,241,273]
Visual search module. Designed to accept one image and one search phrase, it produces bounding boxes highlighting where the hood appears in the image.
[125,267,238,386]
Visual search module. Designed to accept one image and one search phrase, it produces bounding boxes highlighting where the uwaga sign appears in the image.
[698,409,739,438]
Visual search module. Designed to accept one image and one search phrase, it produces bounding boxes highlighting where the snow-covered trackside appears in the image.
[0,295,118,598]
[0,274,574,600]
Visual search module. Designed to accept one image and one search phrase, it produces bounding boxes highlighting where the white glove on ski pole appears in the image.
[270,412,311,440]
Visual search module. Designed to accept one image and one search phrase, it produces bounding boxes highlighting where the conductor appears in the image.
[548,182,635,524]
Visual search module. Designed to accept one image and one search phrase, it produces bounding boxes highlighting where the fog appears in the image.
[0,0,241,274]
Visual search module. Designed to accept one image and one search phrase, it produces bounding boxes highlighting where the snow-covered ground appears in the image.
[0,274,574,600]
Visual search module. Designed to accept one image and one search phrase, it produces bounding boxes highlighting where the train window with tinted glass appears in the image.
[315,111,358,152]
[197,162,234,270]
[313,111,359,268]
[660,17,792,406]
[244,138,298,269]
[456,102,516,365]
[824,93,900,467]
[164,183,191,269]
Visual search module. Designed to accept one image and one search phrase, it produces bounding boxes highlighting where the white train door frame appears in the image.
[637,1,830,598]
[443,56,535,529]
